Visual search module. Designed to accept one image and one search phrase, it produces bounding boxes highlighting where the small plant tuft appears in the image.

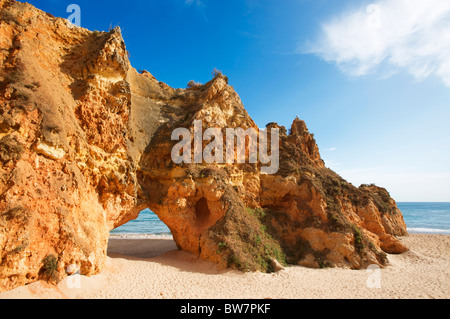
[246,207,266,219]
[40,254,59,282]
[217,242,227,253]
[353,227,364,254]
[317,257,331,269]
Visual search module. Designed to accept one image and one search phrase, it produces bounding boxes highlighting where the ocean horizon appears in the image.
[397,202,450,235]
[109,202,450,238]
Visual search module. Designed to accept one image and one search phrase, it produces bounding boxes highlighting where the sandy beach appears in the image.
[1,234,449,299]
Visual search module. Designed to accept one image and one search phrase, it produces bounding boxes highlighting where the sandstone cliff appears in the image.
[0,0,407,292]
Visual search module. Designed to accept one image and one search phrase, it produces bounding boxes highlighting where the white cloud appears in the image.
[305,0,450,87]
[185,0,203,7]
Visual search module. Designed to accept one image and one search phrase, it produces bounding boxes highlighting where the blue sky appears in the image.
[29,0,450,201]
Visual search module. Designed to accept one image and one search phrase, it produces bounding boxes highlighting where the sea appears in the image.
[109,203,450,237]
[110,208,172,238]
[397,202,450,235]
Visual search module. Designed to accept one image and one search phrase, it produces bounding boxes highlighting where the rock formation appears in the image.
[0,0,408,292]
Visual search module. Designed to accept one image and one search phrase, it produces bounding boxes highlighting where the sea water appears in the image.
[398,202,450,235]
[109,203,450,237]
[110,208,172,238]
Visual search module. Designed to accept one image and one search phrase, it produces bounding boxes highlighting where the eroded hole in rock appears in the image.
[195,197,211,230]
[107,209,176,259]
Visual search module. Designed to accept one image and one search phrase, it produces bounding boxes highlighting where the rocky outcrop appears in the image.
[0,0,407,292]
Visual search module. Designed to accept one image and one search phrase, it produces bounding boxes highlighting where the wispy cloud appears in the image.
[185,0,204,7]
[323,158,341,169]
[184,0,207,21]
[304,0,450,87]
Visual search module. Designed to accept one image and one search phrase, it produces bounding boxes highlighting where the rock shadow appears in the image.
[107,237,228,275]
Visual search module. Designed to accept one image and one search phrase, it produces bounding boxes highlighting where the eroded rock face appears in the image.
[0,0,407,292]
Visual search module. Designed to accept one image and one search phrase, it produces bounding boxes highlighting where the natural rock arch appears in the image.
[0,0,408,292]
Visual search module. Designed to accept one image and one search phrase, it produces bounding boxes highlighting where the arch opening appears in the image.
[110,208,172,236]
[107,209,175,259]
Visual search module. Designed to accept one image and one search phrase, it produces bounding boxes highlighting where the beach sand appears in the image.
[1,234,449,299]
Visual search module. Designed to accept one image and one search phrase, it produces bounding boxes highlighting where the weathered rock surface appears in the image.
[0,0,407,292]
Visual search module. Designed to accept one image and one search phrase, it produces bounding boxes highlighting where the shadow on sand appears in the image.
[107,237,178,259]
[107,237,228,275]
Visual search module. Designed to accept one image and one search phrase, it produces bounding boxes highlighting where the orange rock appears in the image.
[0,0,408,292]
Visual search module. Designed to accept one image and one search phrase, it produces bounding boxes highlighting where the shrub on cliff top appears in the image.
[212,68,223,78]
[187,80,203,89]
[211,68,229,83]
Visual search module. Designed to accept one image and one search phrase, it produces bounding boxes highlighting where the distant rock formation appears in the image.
[0,0,407,292]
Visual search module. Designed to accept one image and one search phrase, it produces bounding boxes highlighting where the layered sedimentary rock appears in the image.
[0,0,407,292]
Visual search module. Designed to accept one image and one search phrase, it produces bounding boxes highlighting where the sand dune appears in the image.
[1,234,448,299]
